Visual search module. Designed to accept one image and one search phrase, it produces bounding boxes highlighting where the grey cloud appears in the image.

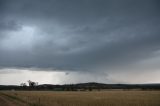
[0,0,160,72]
[0,20,21,31]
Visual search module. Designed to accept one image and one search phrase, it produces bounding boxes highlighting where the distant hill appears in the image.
[0,82,160,91]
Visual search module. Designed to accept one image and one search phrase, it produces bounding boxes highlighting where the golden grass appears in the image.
[1,91,160,106]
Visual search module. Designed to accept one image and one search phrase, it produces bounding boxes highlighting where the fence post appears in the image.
[38,97,40,106]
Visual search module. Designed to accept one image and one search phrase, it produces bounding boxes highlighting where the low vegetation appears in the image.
[1,91,160,106]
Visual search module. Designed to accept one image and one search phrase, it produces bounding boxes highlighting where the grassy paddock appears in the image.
[1,91,160,106]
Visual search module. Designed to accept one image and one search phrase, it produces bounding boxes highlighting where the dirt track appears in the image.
[0,93,27,106]
[0,95,16,106]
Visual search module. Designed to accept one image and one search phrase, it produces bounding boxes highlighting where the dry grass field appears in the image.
[0,91,160,106]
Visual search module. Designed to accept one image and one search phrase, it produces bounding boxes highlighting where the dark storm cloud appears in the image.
[0,20,21,31]
[0,0,160,72]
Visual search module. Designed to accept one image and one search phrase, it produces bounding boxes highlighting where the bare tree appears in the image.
[20,83,27,87]
[28,80,38,87]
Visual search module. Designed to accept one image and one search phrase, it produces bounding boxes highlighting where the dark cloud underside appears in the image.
[0,0,160,72]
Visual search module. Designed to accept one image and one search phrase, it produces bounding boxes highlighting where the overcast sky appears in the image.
[0,0,160,85]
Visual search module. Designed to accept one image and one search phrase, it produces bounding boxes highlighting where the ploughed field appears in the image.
[0,91,160,106]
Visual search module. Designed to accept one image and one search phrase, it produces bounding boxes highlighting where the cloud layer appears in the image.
[0,0,160,74]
